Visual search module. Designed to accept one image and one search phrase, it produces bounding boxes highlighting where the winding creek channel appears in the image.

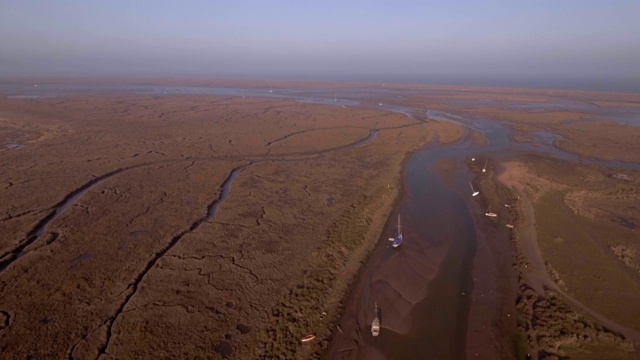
[329,99,640,359]
[328,99,640,359]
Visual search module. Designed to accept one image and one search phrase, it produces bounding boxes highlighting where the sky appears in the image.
[1,0,639,91]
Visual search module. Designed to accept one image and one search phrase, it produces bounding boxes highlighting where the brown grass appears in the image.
[498,155,640,348]
[552,121,640,163]
[0,94,462,358]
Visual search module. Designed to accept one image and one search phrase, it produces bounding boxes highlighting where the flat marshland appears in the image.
[1,82,640,360]
[0,93,460,358]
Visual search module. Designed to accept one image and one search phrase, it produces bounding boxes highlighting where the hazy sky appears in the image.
[1,0,639,89]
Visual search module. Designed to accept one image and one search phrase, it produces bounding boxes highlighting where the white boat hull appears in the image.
[371,318,380,336]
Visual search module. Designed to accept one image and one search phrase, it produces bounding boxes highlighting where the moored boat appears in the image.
[301,334,315,343]
[392,233,403,248]
[485,204,497,217]
[371,302,380,337]
[469,182,480,197]
[392,214,403,248]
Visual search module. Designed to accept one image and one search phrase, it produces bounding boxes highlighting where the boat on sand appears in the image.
[371,302,380,337]
[469,182,480,197]
[301,334,315,343]
[485,204,497,217]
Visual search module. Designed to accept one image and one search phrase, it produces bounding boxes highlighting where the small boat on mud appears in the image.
[506,224,515,229]
[485,204,497,217]
[391,214,403,248]
[469,182,480,197]
[301,334,315,343]
[371,302,380,337]
[482,160,488,173]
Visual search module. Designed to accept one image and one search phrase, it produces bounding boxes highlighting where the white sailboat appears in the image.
[469,182,480,197]
[371,301,380,337]
[392,214,403,248]
[485,204,497,217]
[482,161,487,173]
[388,215,395,242]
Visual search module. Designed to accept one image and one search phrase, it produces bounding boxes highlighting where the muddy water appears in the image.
[427,109,640,171]
[328,130,490,359]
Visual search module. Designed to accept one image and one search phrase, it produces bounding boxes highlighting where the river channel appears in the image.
[327,98,639,359]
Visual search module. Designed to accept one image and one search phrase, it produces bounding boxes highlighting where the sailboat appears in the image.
[371,302,380,337]
[388,213,398,241]
[269,87,273,93]
[482,161,488,173]
[485,204,497,217]
[469,182,480,197]
[392,214,403,248]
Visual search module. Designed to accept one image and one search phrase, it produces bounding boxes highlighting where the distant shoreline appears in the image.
[1,75,639,95]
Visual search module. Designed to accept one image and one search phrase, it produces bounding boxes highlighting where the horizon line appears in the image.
[1,74,639,95]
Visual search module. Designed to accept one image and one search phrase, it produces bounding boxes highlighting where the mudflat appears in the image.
[0,93,461,358]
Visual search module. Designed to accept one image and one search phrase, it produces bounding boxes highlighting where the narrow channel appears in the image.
[0,166,138,273]
[329,129,483,359]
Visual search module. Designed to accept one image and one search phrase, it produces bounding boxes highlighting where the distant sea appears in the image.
[1,73,639,94]
[222,73,640,94]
